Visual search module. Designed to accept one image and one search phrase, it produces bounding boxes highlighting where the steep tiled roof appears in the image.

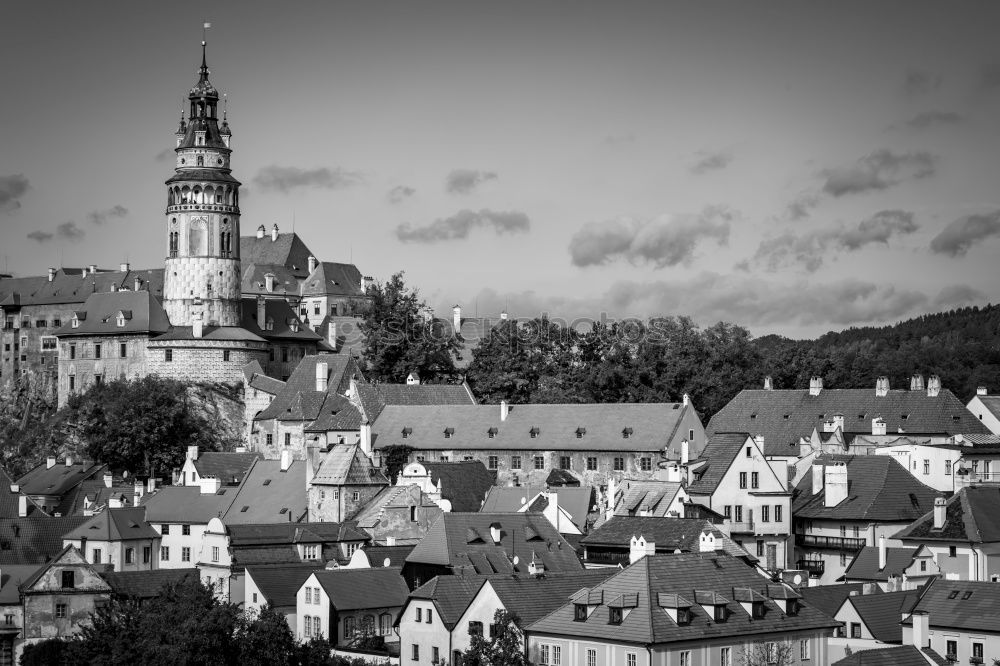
[301,262,365,297]
[422,461,494,513]
[833,646,948,666]
[239,297,323,343]
[486,570,618,626]
[151,325,267,343]
[792,455,938,522]
[708,388,989,456]
[248,373,286,395]
[352,485,436,533]
[686,433,750,494]
[580,516,755,562]
[973,395,1000,421]
[141,486,238,524]
[220,459,308,524]
[482,486,595,532]
[241,264,302,298]
[528,552,839,645]
[257,354,360,422]
[54,475,141,517]
[245,563,325,608]
[0,268,164,307]
[227,522,369,547]
[102,569,196,599]
[406,512,583,575]
[408,575,487,629]
[362,544,416,568]
[239,232,315,278]
[374,383,476,406]
[17,460,104,498]
[894,486,1000,544]
[844,546,918,582]
[53,290,170,337]
[798,583,877,618]
[62,507,160,542]
[304,394,364,432]
[960,433,1000,446]
[314,567,409,611]
[0,468,46,518]
[847,589,920,643]
[192,452,262,485]
[901,577,1000,633]
[0,515,89,564]
[0,564,42,603]
[311,444,389,486]
[613,480,683,519]
[372,402,691,453]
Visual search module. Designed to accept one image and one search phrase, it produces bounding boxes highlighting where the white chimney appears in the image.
[256,224,265,239]
[88,264,97,274]
[831,414,845,432]
[933,496,946,529]
[629,535,656,564]
[308,256,318,273]
[698,530,719,553]
[47,267,55,282]
[133,480,144,501]
[18,495,28,518]
[280,449,292,472]
[315,361,329,392]
[824,462,848,508]
[192,311,203,339]
[763,376,773,391]
[65,457,73,467]
[978,387,988,396]
[452,305,462,333]
[110,283,117,292]
[256,296,266,329]
[187,445,199,461]
[500,400,510,421]
[147,477,156,493]
[872,417,887,436]
[109,495,123,509]
[271,223,279,242]
[681,439,690,465]
[910,374,924,391]
[876,376,889,397]
[911,611,929,648]
[809,377,823,396]
[120,262,130,272]
[46,457,56,469]
[199,476,221,495]
[103,473,113,488]
[682,393,690,407]
[264,273,275,292]
[500,311,508,321]
[927,375,941,398]
[360,421,373,457]
[878,535,887,570]
[134,277,141,292]
[811,464,824,496]
[489,523,501,544]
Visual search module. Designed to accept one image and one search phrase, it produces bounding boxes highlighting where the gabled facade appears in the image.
[351,484,443,546]
[828,589,920,662]
[61,507,161,572]
[308,443,389,523]
[967,388,1000,436]
[843,540,939,591]
[901,578,1000,664]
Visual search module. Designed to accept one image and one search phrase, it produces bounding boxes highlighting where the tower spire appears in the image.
[199,40,209,81]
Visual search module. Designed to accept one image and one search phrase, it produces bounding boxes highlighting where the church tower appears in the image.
[163,42,242,327]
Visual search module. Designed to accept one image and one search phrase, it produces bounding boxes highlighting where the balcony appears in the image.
[955,471,1000,487]
[797,559,825,577]
[796,534,865,551]
[583,550,630,565]
[729,521,754,534]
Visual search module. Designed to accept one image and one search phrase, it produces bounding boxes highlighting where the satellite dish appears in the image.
[512,556,520,566]
[520,497,527,505]
[792,574,802,585]
[383,558,391,568]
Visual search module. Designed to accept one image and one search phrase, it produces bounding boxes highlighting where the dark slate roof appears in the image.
[102,569,197,599]
[707,387,989,456]
[481,486,595,532]
[0,564,42,604]
[241,263,302,298]
[894,486,1000,544]
[486,570,618,626]
[54,474,141,517]
[792,455,938,522]
[192,452,262,485]
[408,575,488,629]
[371,402,691,453]
[301,262,366,297]
[611,480,684,519]
[305,394,364,432]
[220,459,309,524]
[151,325,267,343]
[17,460,104,498]
[848,589,920,643]
[62,507,160,542]
[257,354,360,422]
[227,522,369,547]
[249,372,286,395]
[844,546,917,582]
[686,433,750,494]
[0,468,46,518]
[245,563,325,608]
[362,545,416,568]
[239,232,315,278]
[239,297,323,343]
[422,461,494,513]
[833,646,949,666]
[53,290,170,337]
[0,515,89,564]
[0,268,164,308]
[528,552,839,645]
[374,383,477,406]
[314,567,409,611]
[798,583,878,619]
[311,444,389,486]
[580,516,755,562]
[140,486,238,523]
[902,577,1000,633]
[405,512,584,575]
[974,395,1000,421]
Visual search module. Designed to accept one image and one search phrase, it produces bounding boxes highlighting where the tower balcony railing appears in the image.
[796,534,866,551]
[166,203,238,214]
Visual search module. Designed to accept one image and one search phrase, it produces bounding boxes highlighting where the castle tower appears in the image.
[162,41,242,327]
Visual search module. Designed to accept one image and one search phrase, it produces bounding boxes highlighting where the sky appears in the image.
[1,1,999,339]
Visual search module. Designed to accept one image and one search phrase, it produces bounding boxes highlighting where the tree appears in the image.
[20,638,69,666]
[381,444,415,483]
[235,605,296,666]
[360,272,459,384]
[740,640,794,666]
[461,609,527,666]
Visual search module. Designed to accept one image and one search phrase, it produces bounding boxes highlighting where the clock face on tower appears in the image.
[189,215,209,256]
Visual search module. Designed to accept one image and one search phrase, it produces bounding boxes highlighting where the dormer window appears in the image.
[265,317,274,331]
[71,316,80,329]
[677,608,691,624]
[487,427,498,439]
[622,427,633,439]
[574,604,588,621]
[608,607,622,625]
[714,606,728,622]
[401,427,412,439]
[751,601,765,619]
[116,314,125,327]
[444,427,455,439]
[530,427,540,438]
[575,427,586,438]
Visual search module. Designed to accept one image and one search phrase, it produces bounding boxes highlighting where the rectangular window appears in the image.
[739,472,747,489]
[165,349,173,362]
[840,552,848,566]
[411,644,419,661]
[679,651,690,666]
[35,319,46,328]
[42,336,57,351]
[552,646,562,665]
[125,548,134,564]
[182,547,191,562]
[92,548,102,564]
[488,455,498,470]
[626,653,636,666]
[94,343,102,359]
[586,649,596,666]
[223,350,231,362]
[721,647,732,666]
[559,456,571,470]
[432,647,439,663]
[541,645,549,665]
[534,456,545,470]
[266,433,273,447]
[161,546,170,561]
[586,456,598,471]
[119,342,127,358]
[945,460,952,475]
[757,540,765,557]
[305,587,312,604]
[426,609,432,624]
[69,376,75,391]
[973,642,984,659]
[511,455,521,470]
[415,607,422,622]
[723,505,732,519]
[850,622,861,638]
[751,471,759,488]
[946,640,957,659]
[734,505,743,522]
[761,505,770,522]
[182,524,191,536]
[212,546,219,562]
[70,344,76,359]
[352,491,360,501]
[62,570,75,589]
[284,432,291,447]
[282,347,289,362]
[800,639,810,660]
[94,374,104,385]
[55,603,67,619]
[923,460,930,475]
[775,505,783,523]
[161,524,171,535]
[143,546,151,564]
[640,457,652,471]
[613,456,624,471]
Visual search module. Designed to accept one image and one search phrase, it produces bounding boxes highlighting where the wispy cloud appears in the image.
[569,206,734,269]
[0,174,30,212]
[57,221,85,240]
[746,209,919,272]
[929,210,1000,257]
[690,150,733,175]
[821,149,937,197]
[154,148,175,163]
[905,111,963,130]
[86,205,128,225]
[387,185,415,204]
[785,192,822,221]
[445,169,497,195]
[903,68,942,96]
[253,166,364,193]
[26,230,53,243]
[395,209,530,243]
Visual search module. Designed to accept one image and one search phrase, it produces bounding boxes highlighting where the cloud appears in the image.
[387,185,415,204]
[57,221,85,240]
[569,206,734,269]
[445,169,497,195]
[0,174,30,212]
[26,230,53,243]
[905,111,963,130]
[690,150,733,175]
[934,284,986,308]
[929,210,1000,257]
[253,166,364,193]
[86,205,128,225]
[154,148,175,163]
[785,192,822,221]
[395,209,530,243]
[821,149,937,197]
[903,69,941,96]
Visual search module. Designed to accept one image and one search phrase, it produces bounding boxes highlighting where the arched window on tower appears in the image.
[197,155,204,167]
[169,231,179,258]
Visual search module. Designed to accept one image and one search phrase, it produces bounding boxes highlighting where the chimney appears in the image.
[256,224,265,239]
[910,611,929,648]
[47,267,55,282]
[872,416,887,436]
[832,414,844,432]
[88,264,97,274]
[199,476,221,495]
[46,457,56,469]
[256,295,266,329]
[933,496,946,529]
[65,457,73,467]
[109,495,123,509]
[360,420,372,457]
[811,464,824,495]
[120,262,130,272]
[500,311,508,321]
[500,400,510,421]
[489,522,501,544]
[809,377,823,396]
[306,445,317,488]
[682,393,690,407]
[927,375,941,398]
[18,495,28,518]
[910,374,924,391]
[978,387,988,396]
[264,273,275,292]
[824,462,848,508]
[280,449,292,472]
[133,479,144,502]
[763,376,773,391]
[103,473,113,488]
[315,361,329,392]
[192,311,203,339]
[878,535,887,570]
[698,529,719,553]
[452,305,462,333]
[187,445,199,461]
[308,256,318,273]
[629,535,655,564]
[110,283,117,292]
[147,477,156,494]
[271,223,279,242]
[875,376,889,397]
[134,276,141,292]
[681,439,690,465]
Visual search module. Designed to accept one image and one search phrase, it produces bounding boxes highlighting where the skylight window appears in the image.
[948,591,959,599]
[263,479,271,486]
[962,591,973,600]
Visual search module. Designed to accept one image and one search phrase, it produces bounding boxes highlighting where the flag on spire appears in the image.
[204,22,211,29]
